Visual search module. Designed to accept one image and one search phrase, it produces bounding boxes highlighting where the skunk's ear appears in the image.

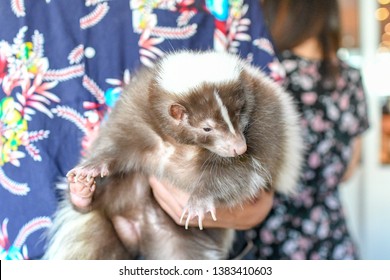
[169,103,187,121]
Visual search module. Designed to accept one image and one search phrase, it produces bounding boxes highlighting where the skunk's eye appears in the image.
[203,127,212,132]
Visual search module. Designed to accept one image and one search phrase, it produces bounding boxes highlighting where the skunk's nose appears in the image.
[232,142,247,157]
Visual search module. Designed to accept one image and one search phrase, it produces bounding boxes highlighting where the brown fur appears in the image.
[44,51,302,260]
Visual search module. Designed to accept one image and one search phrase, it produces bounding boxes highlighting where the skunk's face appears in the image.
[168,83,248,157]
[156,50,257,157]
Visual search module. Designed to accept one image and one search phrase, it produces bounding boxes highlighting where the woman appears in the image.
[251,0,369,259]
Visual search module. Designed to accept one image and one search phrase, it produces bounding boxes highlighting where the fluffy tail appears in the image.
[274,87,305,195]
[43,200,131,259]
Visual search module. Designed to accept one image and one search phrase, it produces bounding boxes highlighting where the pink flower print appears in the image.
[298,237,311,251]
[307,64,321,79]
[324,162,343,187]
[341,112,359,135]
[299,76,314,90]
[331,91,340,101]
[336,76,347,89]
[349,70,360,83]
[339,94,350,111]
[325,175,337,188]
[282,60,298,72]
[259,246,273,257]
[334,162,344,173]
[311,114,329,132]
[296,188,314,208]
[308,152,321,169]
[0,53,7,84]
[260,229,274,244]
[301,92,317,105]
[356,88,364,100]
[310,252,321,260]
[292,217,301,227]
[81,121,100,155]
[291,250,306,260]
[310,206,323,222]
[268,59,286,84]
[349,121,359,135]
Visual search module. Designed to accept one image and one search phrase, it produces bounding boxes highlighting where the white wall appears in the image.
[341,93,390,260]
[359,87,390,260]
[339,0,390,260]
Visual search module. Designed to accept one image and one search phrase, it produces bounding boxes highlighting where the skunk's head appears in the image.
[154,51,253,157]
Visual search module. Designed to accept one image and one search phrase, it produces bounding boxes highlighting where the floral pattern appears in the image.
[0,0,280,259]
[253,51,369,260]
[0,217,52,260]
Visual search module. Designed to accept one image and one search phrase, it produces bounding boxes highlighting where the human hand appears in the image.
[149,176,274,230]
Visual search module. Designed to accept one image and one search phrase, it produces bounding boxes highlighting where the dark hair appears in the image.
[262,0,341,81]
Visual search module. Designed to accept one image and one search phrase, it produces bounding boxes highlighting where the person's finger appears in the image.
[149,176,188,207]
[154,191,184,225]
[149,177,184,221]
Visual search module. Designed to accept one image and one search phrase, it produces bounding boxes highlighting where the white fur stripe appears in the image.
[157,51,241,95]
[213,91,235,134]
[242,64,304,195]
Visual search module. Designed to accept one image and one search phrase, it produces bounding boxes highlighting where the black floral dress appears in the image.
[252,51,370,259]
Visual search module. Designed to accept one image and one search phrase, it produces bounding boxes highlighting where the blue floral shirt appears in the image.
[0,0,281,259]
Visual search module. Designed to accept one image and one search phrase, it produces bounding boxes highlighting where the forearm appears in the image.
[341,137,362,182]
[202,190,274,230]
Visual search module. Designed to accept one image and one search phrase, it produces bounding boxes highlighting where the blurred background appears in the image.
[336,0,390,260]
